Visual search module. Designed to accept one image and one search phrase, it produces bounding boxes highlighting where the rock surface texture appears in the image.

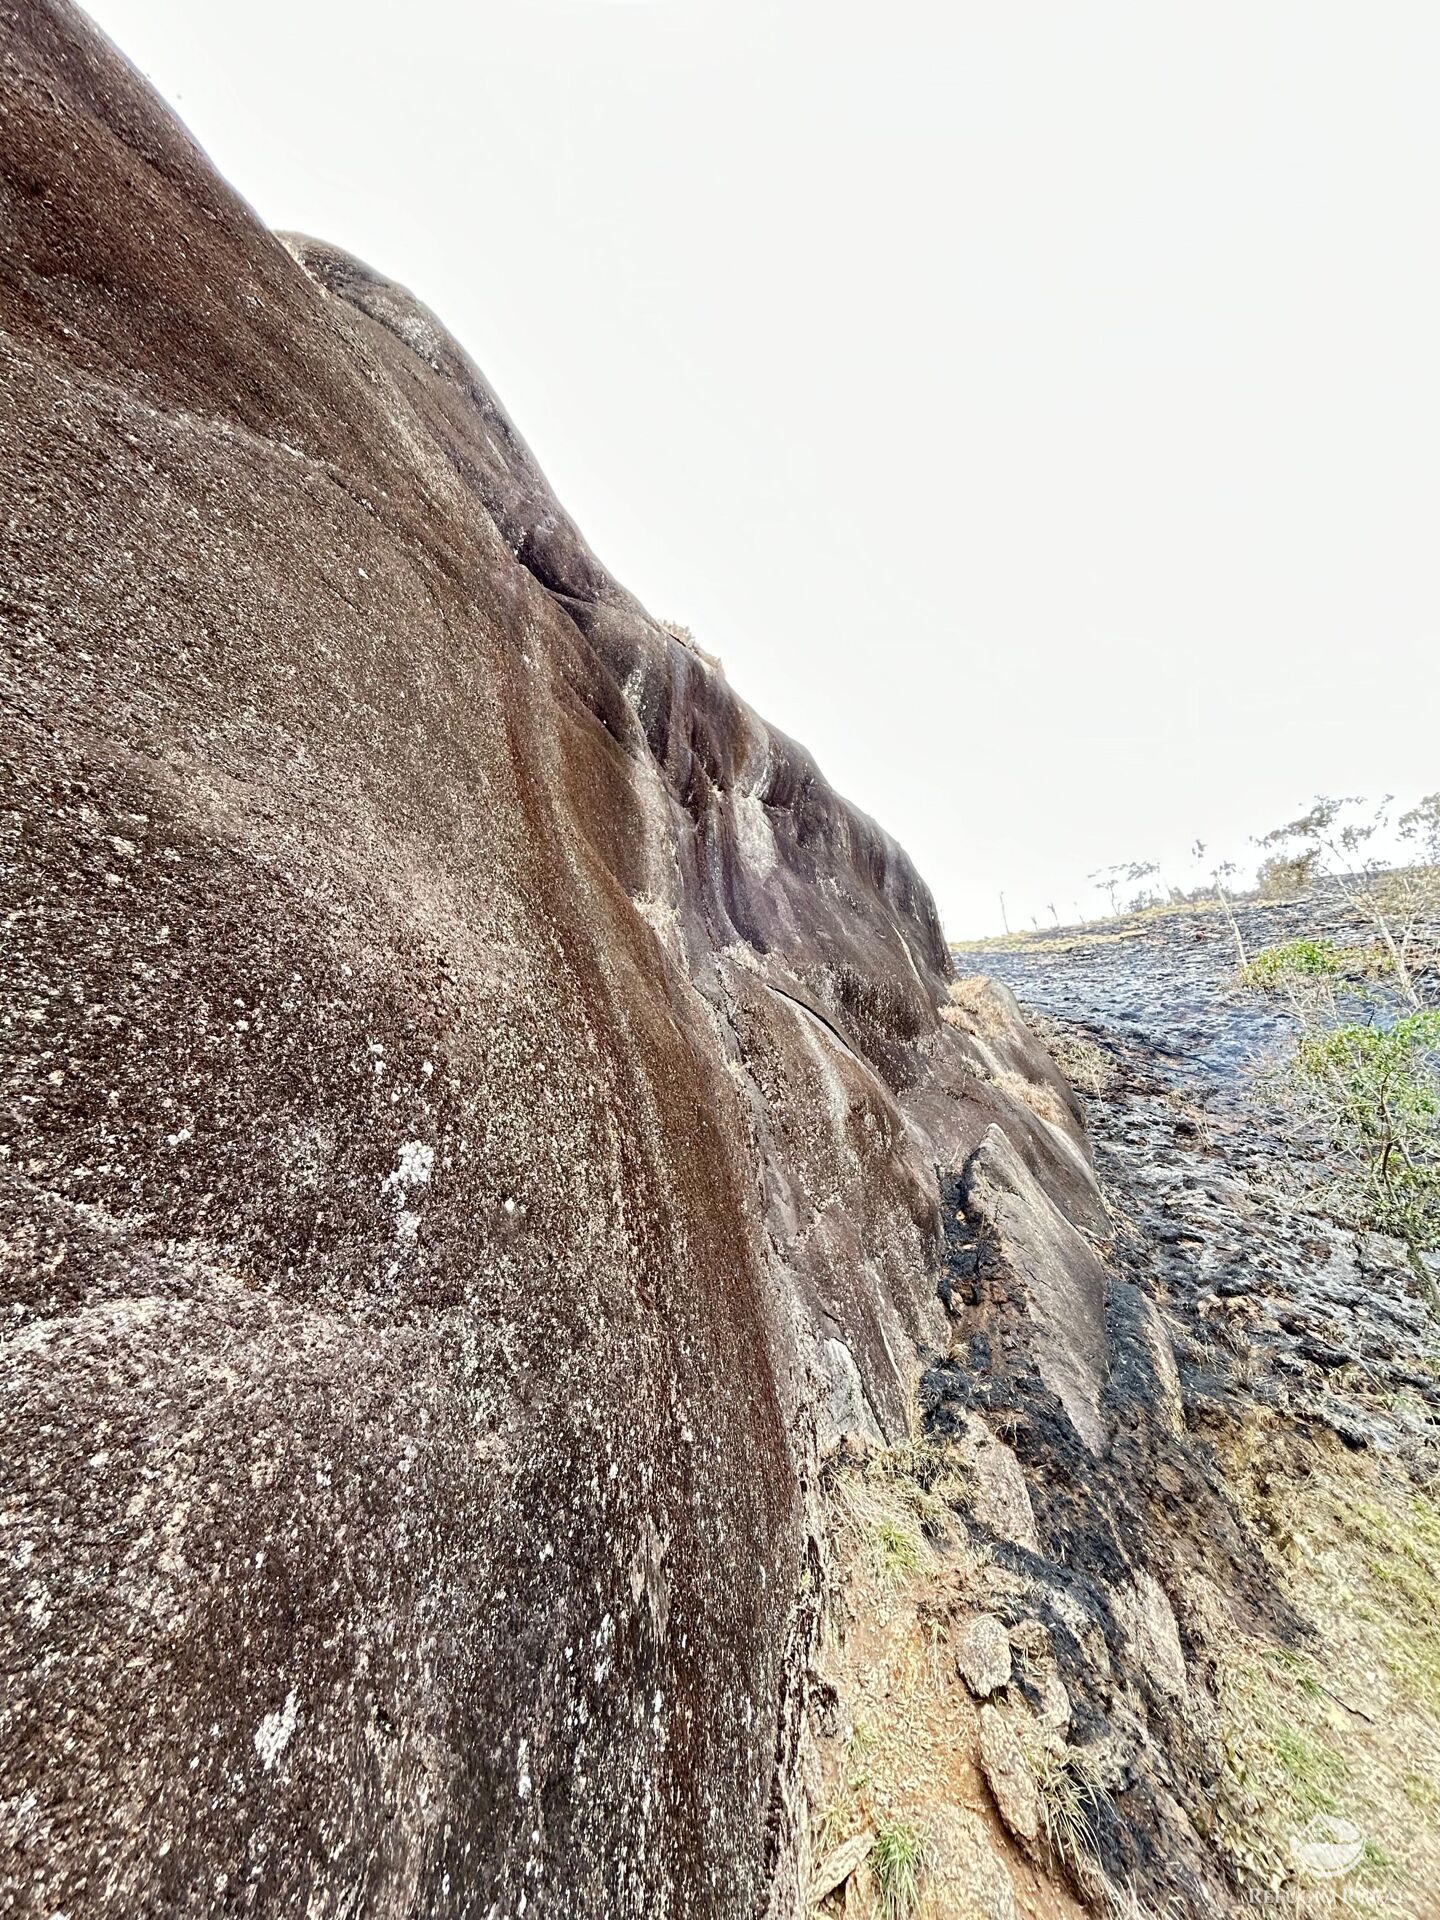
[0,7,1115,1917]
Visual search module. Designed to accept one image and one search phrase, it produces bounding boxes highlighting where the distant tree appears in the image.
[1089,859,1163,917]
[1400,791,1440,866]
[1089,865,1124,916]
[1122,861,1162,910]
[1256,795,1438,1009]
[1254,849,1319,898]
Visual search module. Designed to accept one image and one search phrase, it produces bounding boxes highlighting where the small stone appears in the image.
[963,1415,1040,1555]
[1005,1618,1049,1660]
[1114,1571,1188,1700]
[956,1613,1011,1697]
[1033,1670,1071,1736]
[808,1829,874,1906]
[978,1705,1041,1844]
[1296,1336,1355,1370]
[842,1854,876,1918]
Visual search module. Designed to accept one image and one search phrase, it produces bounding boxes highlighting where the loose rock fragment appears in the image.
[927,1807,1018,1920]
[807,1830,874,1906]
[956,1613,1012,1697]
[978,1705,1041,1844]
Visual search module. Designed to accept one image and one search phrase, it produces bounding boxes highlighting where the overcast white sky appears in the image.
[85,0,1439,934]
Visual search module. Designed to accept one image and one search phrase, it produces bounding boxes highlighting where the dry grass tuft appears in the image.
[944,975,1010,1040]
[1028,1015,1122,1099]
[827,1449,956,1586]
[1029,1741,1111,1870]
[991,1065,1073,1130]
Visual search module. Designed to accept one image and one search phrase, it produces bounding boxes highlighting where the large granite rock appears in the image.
[0,5,1116,1914]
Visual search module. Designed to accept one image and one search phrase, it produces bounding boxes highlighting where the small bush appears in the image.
[1239,938,1343,991]
[1288,1009,1440,1249]
[1255,795,1438,1007]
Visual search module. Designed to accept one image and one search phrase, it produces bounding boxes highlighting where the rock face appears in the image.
[0,7,1115,1917]
[960,1123,1110,1455]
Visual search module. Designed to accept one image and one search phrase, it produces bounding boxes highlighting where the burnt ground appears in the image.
[924,894,1440,1915]
[952,893,1440,1463]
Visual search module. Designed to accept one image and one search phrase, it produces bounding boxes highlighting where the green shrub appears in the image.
[1288,1009,1440,1249]
[1255,850,1319,898]
[1239,938,1343,991]
[1255,795,1438,1008]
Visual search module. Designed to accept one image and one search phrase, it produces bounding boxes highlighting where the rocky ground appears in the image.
[954,893,1440,1462]
[803,896,1440,1920]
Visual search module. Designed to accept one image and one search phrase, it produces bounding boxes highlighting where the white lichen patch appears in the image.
[732,789,778,879]
[383,1139,434,1194]
[381,1139,436,1251]
[254,1689,298,1771]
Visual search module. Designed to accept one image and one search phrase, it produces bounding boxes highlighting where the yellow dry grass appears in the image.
[1026,1016,1122,1100]
[1215,1443,1440,1916]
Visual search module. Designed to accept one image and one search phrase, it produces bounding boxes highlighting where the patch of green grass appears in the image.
[1365,1551,1429,1610]
[1220,1469,1440,1908]
[1399,1766,1439,1812]
[1359,1837,1400,1883]
[1407,1494,1440,1556]
[1343,1491,1440,1713]
[1270,1724,1348,1814]
[871,1813,932,1919]
[1239,937,1343,990]
[1387,1628,1440,1719]
[871,1516,924,1581]
[1261,1646,1325,1699]
[1215,1646,1358,1889]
